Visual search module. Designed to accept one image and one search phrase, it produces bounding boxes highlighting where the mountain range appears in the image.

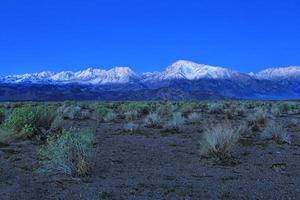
[1,60,300,101]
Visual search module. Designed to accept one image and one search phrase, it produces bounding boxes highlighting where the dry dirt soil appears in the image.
[0,111,299,200]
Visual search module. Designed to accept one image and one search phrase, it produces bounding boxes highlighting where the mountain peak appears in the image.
[160,60,238,80]
[255,66,300,80]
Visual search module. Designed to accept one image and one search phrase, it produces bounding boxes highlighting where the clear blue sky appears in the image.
[0,0,300,75]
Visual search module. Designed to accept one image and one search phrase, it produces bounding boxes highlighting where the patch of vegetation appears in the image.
[0,108,6,125]
[164,112,185,131]
[207,102,225,114]
[124,110,139,121]
[39,128,94,176]
[199,123,244,165]
[121,102,149,115]
[144,113,162,128]
[277,103,291,113]
[261,122,291,144]
[187,112,201,124]
[3,105,55,137]
[93,104,110,121]
[103,111,117,122]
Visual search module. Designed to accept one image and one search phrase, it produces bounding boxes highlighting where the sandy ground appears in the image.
[0,112,299,200]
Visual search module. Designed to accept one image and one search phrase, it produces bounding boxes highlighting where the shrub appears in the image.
[35,105,58,130]
[157,102,176,117]
[0,108,6,125]
[0,129,15,144]
[93,105,110,121]
[144,113,162,128]
[3,106,40,136]
[247,109,268,126]
[208,103,224,114]
[199,123,243,163]
[187,112,201,124]
[235,107,245,117]
[164,112,185,131]
[50,115,65,133]
[270,107,281,117]
[121,102,149,115]
[277,103,291,113]
[103,111,117,122]
[261,122,291,144]
[39,129,94,176]
[125,110,139,121]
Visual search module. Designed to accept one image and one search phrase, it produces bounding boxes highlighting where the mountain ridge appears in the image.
[1,60,299,85]
[1,60,300,101]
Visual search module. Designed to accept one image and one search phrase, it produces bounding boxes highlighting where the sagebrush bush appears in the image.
[144,113,162,128]
[207,103,224,114]
[187,112,201,124]
[199,123,243,162]
[103,111,117,122]
[157,102,176,117]
[164,112,185,131]
[248,109,268,126]
[261,122,291,144]
[125,110,139,121]
[39,128,94,176]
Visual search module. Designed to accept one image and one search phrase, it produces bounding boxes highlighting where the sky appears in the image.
[0,0,300,75]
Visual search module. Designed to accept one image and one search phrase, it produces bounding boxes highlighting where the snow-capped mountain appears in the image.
[1,61,300,85]
[152,60,242,81]
[1,66,141,85]
[254,66,300,80]
[1,60,300,101]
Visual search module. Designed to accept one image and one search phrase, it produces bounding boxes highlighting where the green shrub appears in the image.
[94,105,110,121]
[277,103,291,113]
[0,108,5,125]
[39,129,94,176]
[3,105,57,137]
[3,106,40,136]
[121,102,149,115]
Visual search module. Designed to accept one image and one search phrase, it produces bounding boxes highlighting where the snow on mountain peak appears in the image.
[255,66,300,80]
[2,61,300,85]
[159,60,239,80]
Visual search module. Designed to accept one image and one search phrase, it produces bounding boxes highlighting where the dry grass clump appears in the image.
[207,103,225,114]
[144,113,162,128]
[247,109,268,131]
[157,102,177,117]
[261,121,291,144]
[164,112,185,131]
[199,122,244,164]
[187,112,201,124]
[103,111,117,122]
[124,110,139,121]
